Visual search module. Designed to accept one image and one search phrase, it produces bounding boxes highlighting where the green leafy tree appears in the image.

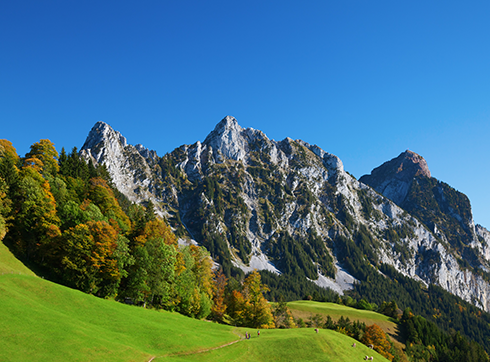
[144,236,177,307]
[8,166,60,262]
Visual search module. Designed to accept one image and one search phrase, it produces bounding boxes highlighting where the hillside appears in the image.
[288,300,400,339]
[0,242,388,362]
[287,300,406,360]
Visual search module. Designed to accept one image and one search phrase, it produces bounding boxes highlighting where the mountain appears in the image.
[81,117,490,312]
[360,150,490,268]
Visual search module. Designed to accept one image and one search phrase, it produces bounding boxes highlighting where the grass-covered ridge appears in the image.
[287,300,405,357]
[288,300,400,336]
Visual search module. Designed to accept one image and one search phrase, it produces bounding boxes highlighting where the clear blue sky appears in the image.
[1,1,489,228]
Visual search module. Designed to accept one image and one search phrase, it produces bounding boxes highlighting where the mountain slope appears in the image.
[81,117,490,314]
[360,150,490,305]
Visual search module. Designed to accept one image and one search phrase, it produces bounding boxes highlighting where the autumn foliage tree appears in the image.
[0,137,218,320]
[362,324,394,361]
[8,166,61,262]
[226,271,274,328]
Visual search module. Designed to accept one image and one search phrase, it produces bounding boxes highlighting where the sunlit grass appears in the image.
[1,242,388,361]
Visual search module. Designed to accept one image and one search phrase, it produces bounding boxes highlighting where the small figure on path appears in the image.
[257,330,260,336]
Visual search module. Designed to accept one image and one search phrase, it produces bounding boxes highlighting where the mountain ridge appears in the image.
[80,116,490,312]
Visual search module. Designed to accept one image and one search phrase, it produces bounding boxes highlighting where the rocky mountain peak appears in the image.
[82,121,128,151]
[397,150,431,178]
[203,116,248,162]
[359,150,431,204]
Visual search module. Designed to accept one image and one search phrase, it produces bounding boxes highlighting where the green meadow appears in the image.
[288,300,405,352]
[0,241,389,361]
[288,300,398,328]
[159,327,387,362]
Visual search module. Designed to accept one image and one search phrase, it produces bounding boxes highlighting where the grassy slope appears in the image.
[288,300,398,330]
[288,300,406,357]
[0,241,389,362]
[160,328,388,362]
[0,273,238,362]
[0,241,36,276]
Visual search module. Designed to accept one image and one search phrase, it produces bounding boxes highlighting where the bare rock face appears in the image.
[359,150,431,204]
[203,116,248,162]
[80,121,157,205]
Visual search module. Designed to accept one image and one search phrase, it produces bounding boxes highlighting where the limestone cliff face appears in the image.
[80,121,158,207]
[80,117,490,311]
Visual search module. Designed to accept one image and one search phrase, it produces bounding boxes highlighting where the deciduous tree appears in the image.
[362,324,394,361]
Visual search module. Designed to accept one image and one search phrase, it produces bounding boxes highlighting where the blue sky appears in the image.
[1,1,489,228]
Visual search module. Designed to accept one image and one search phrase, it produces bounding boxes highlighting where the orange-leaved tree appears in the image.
[362,324,394,361]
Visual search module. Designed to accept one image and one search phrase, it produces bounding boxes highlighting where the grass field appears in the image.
[0,241,389,361]
[288,300,406,357]
[288,300,398,330]
[160,327,388,361]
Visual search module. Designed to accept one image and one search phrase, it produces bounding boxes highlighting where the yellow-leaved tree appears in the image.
[227,270,274,328]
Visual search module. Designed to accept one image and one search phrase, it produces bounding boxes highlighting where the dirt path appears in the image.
[147,329,243,361]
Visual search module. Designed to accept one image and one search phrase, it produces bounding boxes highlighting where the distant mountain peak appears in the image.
[203,116,248,161]
[397,150,431,178]
[360,150,431,204]
[82,121,127,151]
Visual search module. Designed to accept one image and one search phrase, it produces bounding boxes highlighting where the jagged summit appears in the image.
[205,116,242,138]
[82,121,128,151]
[203,116,251,162]
[359,150,431,204]
[80,121,156,204]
